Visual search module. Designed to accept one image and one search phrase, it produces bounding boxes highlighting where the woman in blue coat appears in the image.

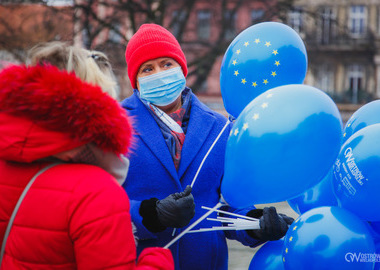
[121,23,293,270]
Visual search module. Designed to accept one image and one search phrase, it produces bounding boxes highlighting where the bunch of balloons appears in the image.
[219,21,380,269]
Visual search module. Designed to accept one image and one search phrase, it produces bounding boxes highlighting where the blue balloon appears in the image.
[343,100,380,143]
[221,84,342,207]
[332,123,380,221]
[220,22,307,118]
[369,223,380,269]
[249,239,285,270]
[283,206,375,270]
[287,168,338,215]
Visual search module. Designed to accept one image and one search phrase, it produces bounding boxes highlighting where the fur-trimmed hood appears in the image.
[0,64,133,162]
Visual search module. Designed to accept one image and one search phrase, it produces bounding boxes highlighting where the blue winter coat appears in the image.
[121,91,260,270]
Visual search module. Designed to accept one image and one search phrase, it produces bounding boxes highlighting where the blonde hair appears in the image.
[27,41,118,99]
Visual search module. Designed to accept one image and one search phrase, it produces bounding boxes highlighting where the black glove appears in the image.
[139,186,195,233]
[246,206,294,241]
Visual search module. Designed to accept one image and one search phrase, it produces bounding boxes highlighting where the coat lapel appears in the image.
[178,96,216,180]
[126,95,178,181]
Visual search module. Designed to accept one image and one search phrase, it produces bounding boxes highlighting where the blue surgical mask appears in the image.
[138,67,186,106]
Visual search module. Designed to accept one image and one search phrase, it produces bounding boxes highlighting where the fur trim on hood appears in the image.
[0,64,133,157]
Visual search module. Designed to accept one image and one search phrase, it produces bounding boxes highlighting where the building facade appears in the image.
[2,0,379,105]
[289,0,380,104]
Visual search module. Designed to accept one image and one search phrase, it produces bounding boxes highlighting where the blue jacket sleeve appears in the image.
[129,199,158,240]
[220,205,265,247]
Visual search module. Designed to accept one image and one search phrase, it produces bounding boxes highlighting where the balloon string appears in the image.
[190,120,230,188]
[164,202,223,249]
[172,120,230,237]
[201,206,258,221]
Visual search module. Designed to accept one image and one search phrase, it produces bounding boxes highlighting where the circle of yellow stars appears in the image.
[229,93,274,137]
[231,38,281,89]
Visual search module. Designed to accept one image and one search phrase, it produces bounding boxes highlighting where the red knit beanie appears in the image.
[125,24,188,89]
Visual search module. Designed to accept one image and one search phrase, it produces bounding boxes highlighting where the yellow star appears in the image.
[255,38,260,44]
[234,70,239,76]
[241,78,247,84]
[252,113,259,120]
[343,133,346,137]
[283,257,285,262]
[265,41,271,47]
[266,93,273,98]
[289,236,293,242]
[293,226,297,231]
[347,123,351,127]
[234,128,239,136]
[263,79,268,85]
[242,123,249,130]
[271,71,277,77]
[252,82,257,87]
[275,60,280,66]
[236,49,241,54]
[272,49,278,55]
[232,60,237,65]
[285,248,288,253]
[261,102,268,109]
[244,41,249,47]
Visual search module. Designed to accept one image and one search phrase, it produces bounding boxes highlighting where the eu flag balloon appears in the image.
[221,84,342,207]
[343,100,380,143]
[220,22,307,118]
[283,207,375,270]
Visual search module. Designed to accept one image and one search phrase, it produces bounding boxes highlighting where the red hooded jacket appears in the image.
[0,65,173,269]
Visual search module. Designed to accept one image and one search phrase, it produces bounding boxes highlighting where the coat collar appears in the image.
[124,93,178,180]
[123,92,216,182]
[177,95,216,180]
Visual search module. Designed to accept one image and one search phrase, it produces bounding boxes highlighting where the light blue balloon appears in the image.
[220,22,307,118]
[287,168,338,215]
[332,123,380,221]
[221,84,342,207]
[343,100,380,143]
[283,207,375,270]
[249,239,285,270]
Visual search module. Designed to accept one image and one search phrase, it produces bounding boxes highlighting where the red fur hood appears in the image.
[0,64,133,162]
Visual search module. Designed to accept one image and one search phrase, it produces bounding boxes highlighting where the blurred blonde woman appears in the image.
[27,41,118,99]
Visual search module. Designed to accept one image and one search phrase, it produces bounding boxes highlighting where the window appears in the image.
[109,24,122,43]
[377,7,380,35]
[197,10,211,40]
[172,10,187,37]
[347,64,364,104]
[288,8,303,33]
[223,10,236,40]
[316,64,335,94]
[349,5,367,37]
[43,0,73,6]
[82,28,91,48]
[319,6,336,44]
[251,9,264,24]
